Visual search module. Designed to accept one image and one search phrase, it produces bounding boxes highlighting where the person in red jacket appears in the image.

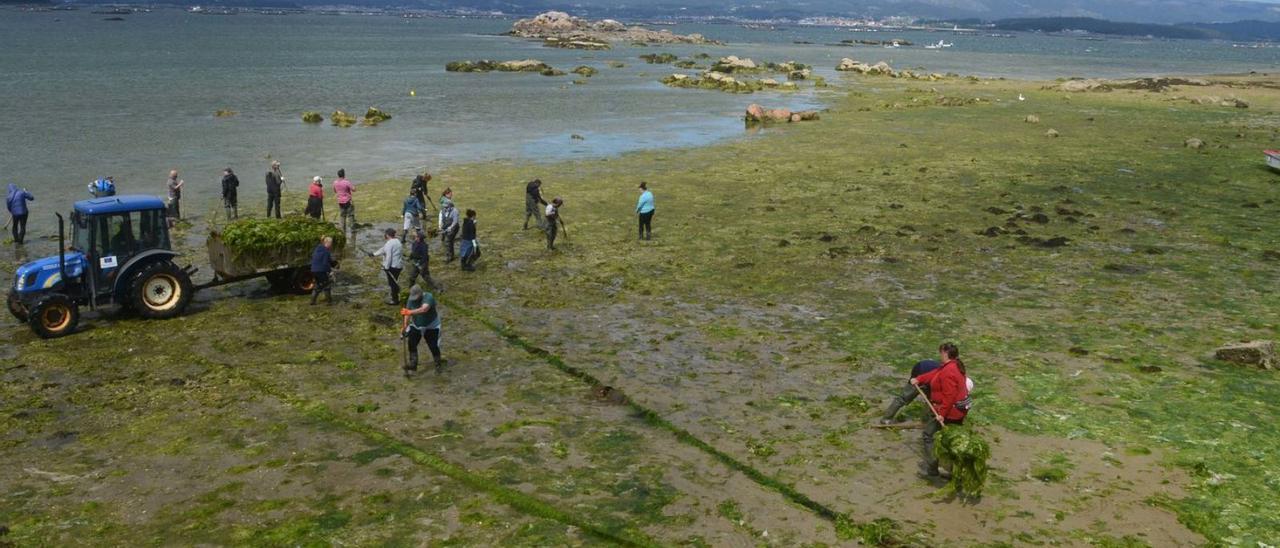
[910,342,971,477]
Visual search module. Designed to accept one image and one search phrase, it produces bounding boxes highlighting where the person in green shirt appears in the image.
[401,285,443,374]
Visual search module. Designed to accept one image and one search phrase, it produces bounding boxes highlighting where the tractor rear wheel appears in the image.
[7,291,28,323]
[28,294,79,339]
[130,261,194,319]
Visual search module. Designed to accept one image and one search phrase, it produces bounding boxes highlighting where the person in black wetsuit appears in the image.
[879,359,941,424]
[523,179,547,230]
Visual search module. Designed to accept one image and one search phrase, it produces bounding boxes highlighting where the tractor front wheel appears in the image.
[130,262,194,319]
[28,294,79,339]
[7,291,28,323]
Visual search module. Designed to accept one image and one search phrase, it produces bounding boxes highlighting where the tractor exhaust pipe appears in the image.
[56,213,66,282]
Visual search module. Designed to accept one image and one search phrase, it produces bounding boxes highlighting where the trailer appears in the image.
[7,195,331,338]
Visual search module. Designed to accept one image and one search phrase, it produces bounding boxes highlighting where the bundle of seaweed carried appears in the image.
[217,216,344,268]
[933,425,990,498]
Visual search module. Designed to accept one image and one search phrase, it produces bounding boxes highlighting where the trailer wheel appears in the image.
[130,262,193,319]
[291,268,317,294]
[7,291,28,323]
[29,294,79,339]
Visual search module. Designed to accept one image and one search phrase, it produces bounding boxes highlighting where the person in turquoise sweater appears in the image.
[635,181,655,240]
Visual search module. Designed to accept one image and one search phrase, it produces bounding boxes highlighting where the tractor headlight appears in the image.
[17,272,36,291]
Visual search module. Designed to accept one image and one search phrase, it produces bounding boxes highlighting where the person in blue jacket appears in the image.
[309,236,338,305]
[6,184,34,244]
[635,181,655,240]
[88,177,116,198]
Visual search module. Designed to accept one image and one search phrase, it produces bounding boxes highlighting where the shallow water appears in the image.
[1,8,1277,239]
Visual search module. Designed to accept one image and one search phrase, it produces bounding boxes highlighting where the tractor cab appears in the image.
[8,195,191,338]
[68,195,172,296]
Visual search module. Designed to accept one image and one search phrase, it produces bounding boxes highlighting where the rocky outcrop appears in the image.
[446,59,554,73]
[1215,340,1275,369]
[1045,129,1060,138]
[1054,77,1211,93]
[510,11,718,45]
[331,110,357,128]
[572,66,598,77]
[542,36,610,50]
[361,107,391,126]
[835,58,942,81]
[744,103,819,125]
[662,69,806,94]
[711,55,758,73]
[301,111,323,124]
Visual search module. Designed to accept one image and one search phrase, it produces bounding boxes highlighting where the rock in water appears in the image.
[362,107,392,126]
[1215,341,1276,369]
[745,104,767,123]
[1185,138,1204,149]
[510,10,717,45]
[301,111,324,124]
[571,65,598,77]
[331,110,357,128]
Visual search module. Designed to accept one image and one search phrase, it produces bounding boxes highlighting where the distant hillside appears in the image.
[990,16,1280,41]
[993,17,1209,39]
[1184,20,1280,42]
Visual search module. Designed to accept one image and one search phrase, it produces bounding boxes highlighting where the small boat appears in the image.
[1266,150,1280,171]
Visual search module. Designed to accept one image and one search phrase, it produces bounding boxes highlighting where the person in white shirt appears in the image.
[544,197,563,250]
[372,228,404,305]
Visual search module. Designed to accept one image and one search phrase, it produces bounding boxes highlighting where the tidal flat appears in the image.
[2,72,1279,546]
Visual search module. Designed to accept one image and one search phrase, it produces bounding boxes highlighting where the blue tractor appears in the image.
[7,195,194,338]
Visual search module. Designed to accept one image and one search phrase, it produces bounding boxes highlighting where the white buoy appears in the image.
[410,90,416,97]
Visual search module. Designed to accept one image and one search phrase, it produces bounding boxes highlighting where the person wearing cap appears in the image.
[265,161,284,218]
[635,181,655,240]
[544,197,563,250]
[221,167,240,220]
[333,169,355,233]
[305,176,324,219]
[523,178,547,230]
[400,285,443,375]
[166,169,184,220]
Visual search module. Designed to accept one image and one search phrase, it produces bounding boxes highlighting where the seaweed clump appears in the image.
[933,426,990,498]
[219,216,345,265]
[640,53,678,64]
[331,110,358,128]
